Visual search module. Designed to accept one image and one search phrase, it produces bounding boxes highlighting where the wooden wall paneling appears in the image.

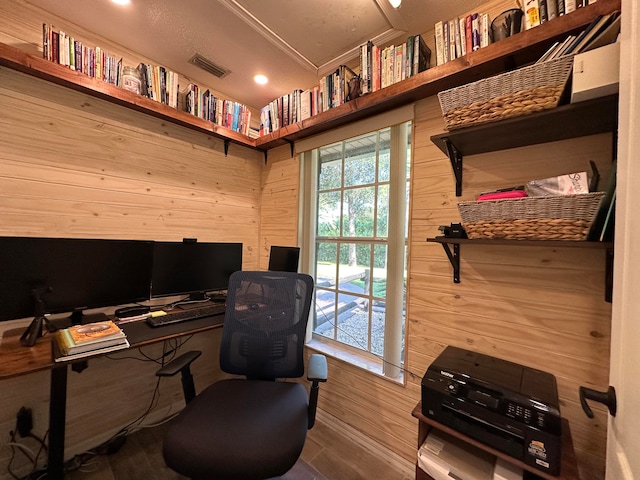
[408,95,611,480]
[259,144,300,270]
[0,7,264,472]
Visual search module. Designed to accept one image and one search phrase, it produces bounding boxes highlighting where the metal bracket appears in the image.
[444,138,463,197]
[224,139,229,157]
[285,139,295,158]
[263,150,268,164]
[440,242,460,283]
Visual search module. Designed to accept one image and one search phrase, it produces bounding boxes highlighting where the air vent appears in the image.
[188,53,230,79]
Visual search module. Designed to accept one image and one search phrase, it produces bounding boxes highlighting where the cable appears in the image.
[313,297,423,381]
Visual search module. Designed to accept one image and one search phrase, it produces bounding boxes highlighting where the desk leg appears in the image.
[48,364,67,480]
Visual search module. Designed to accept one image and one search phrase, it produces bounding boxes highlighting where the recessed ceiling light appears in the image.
[389,0,401,7]
[112,0,131,5]
[254,74,268,85]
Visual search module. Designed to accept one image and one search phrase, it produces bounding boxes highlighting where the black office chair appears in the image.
[157,270,327,480]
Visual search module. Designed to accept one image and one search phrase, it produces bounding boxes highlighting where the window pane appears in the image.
[319,143,342,191]
[315,242,337,338]
[341,186,375,237]
[344,132,376,187]
[317,191,341,237]
[337,243,371,351]
[377,184,389,238]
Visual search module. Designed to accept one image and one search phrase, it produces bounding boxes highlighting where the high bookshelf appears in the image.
[0,0,620,156]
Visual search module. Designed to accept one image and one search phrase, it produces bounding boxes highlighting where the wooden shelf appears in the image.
[412,401,580,480]
[0,0,619,155]
[255,0,620,150]
[431,94,619,158]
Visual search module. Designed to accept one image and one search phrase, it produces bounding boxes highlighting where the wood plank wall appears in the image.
[0,1,613,479]
[0,2,264,476]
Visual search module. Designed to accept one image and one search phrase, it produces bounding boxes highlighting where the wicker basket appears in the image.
[457,192,605,240]
[438,55,574,130]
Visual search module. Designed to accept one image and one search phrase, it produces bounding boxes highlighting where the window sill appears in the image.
[305,337,404,385]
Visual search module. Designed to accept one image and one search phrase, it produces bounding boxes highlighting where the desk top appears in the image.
[0,314,224,379]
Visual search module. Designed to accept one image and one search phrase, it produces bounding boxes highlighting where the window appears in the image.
[300,121,411,380]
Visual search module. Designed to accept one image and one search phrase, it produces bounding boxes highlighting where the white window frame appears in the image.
[297,106,413,382]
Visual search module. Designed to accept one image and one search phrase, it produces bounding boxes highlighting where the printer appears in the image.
[421,346,562,476]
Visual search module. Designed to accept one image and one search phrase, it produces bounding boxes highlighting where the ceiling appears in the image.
[27,0,486,111]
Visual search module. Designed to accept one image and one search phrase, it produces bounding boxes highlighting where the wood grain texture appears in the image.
[0,1,615,480]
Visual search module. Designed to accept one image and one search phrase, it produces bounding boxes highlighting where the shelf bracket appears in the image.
[224,140,229,157]
[285,139,295,158]
[440,242,460,283]
[263,150,268,164]
[444,138,463,196]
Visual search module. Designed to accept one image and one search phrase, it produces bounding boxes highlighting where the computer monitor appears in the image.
[151,241,242,300]
[268,246,300,272]
[0,237,154,323]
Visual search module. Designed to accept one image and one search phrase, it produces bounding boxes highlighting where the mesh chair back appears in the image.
[220,271,314,380]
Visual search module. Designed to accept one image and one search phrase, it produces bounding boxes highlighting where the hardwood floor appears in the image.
[63,411,414,480]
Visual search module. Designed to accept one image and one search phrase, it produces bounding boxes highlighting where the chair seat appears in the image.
[163,378,309,480]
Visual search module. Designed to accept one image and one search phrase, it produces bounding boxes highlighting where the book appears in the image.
[465,15,473,54]
[562,14,604,55]
[413,35,431,75]
[539,0,549,23]
[547,0,559,19]
[571,11,619,53]
[581,12,620,52]
[587,160,616,241]
[54,338,130,362]
[55,320,127,356]
[434,21,444,66]
[564,0,577,13]
[524,0,541,29]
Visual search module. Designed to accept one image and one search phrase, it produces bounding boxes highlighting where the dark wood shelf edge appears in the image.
[412,402,580,480]
[430,94,619,157]
[427,236,613,249]
[255,0,620,151]
[0,0,619,155]
[0,42,260,152]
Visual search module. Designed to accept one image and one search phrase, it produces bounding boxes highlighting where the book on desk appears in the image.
[53,320,130,362]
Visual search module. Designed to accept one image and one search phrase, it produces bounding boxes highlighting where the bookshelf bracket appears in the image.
[285,139,295,158]
[440,242,461,283]
[263,150,268,164]
[224,140,229,157]
[444,138,463,196]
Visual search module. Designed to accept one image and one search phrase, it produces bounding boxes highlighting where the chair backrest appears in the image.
[220,270,314,380]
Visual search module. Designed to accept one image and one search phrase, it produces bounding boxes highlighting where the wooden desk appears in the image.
[0,314,224,480]
[412,402,580,480]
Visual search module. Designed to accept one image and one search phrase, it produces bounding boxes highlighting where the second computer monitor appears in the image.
[268,246,300,272]
[151,241,242,300]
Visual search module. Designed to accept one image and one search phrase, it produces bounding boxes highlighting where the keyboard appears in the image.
[146,303,226,327]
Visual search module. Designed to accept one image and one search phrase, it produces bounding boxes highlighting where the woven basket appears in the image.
[458,192,605,240]
[438,55,574,130]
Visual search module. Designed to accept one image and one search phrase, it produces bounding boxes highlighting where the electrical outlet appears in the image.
[16,407,33,437]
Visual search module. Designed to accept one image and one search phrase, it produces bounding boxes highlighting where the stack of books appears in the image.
[434,13,491,66]
[54,320,129,362]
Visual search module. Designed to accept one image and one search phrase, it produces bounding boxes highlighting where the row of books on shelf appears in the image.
[359,35,431,94]
[42,24,251,135]
[535,9,620,62]
[42,24,124,86]
[53,320,129,362]
[434,13,491,67]
[524,0,598,30]
[258,35,431,136]
[259,64,357,135]
[183,84,252,136]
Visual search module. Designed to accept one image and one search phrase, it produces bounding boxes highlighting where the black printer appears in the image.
[421,346,562,476]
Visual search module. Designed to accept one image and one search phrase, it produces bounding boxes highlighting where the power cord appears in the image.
[313,296,423,381]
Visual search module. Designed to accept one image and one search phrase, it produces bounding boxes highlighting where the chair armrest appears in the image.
[307,353,328,382]
[156,350,202,377]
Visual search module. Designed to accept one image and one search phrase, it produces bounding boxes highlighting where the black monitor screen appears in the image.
[151,242,242,298]
[268,246,300,272]
[0,237,154,322]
